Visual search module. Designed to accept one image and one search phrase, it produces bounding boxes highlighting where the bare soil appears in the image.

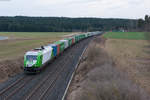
[0,57,23,83]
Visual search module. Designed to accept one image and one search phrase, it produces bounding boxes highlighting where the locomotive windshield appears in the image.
[26,55,37,61]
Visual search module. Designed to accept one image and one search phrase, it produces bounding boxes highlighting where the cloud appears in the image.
[0,0,149,19]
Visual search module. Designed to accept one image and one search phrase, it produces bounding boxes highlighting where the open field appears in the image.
[105,39,150,93]
[103,32,149,40]
[105,39,150,58]
[0,32,75,61]
[104,32,150,93]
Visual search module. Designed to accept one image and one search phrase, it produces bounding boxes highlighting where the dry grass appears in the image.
[105,39,150,93]
[67,36,150,100]
[105,39,150,59]
[0,32,74,61]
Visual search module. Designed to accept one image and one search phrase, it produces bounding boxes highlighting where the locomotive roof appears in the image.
[25,46,53,56]
[26,51,39,56]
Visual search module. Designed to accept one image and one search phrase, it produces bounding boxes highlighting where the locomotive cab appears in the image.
[24,51,42,73]
[24,46,53,73]
[25,55,37,67]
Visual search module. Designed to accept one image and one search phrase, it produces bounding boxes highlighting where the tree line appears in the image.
[138,15,150,32]
[0,16,137,32]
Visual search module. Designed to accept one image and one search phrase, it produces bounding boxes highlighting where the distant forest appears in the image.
[0,16,137,32]
[138,15,150,32]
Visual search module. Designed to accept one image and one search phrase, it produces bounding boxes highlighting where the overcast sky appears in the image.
[0,0,149,19]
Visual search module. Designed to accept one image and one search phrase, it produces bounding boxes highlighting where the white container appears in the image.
[59,40,69,49]
[42,46,53,64]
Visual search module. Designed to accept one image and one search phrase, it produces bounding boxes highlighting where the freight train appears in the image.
[24,32,102,73]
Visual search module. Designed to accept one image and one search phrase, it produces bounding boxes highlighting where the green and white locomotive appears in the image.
[24,46,53,72]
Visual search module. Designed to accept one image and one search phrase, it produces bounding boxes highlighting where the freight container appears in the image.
[43,46,54,63]
[72,37,75,44]
[84,33,87,38]
[78,34,81,40]
[74,35,79,43]
[64,38,72,46]
[59,40,69,49]
[48,44,57,57]
[78,34,84,40]
[90,32,94,36]
[85,33,88,38]
[82,34,86,39]
[87,33,91,37]
[54,41,65,53]
[52,43,60,55]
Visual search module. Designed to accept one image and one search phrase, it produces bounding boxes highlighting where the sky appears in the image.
[0,0,149,19]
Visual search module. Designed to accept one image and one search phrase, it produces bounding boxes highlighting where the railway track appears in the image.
[0,37,93,100]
